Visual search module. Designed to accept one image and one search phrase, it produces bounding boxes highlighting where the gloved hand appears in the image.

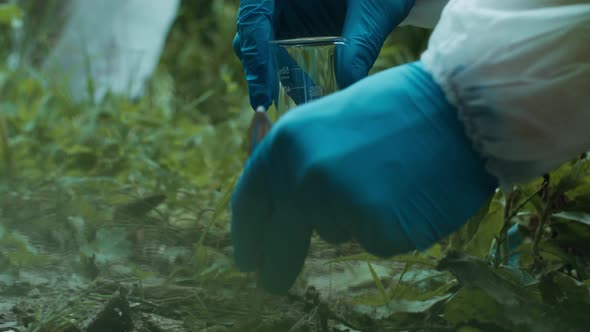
[233,0,416,110]
[231,61,499,294]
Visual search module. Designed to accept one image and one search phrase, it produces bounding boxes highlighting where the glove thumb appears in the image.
[338,0,415,88]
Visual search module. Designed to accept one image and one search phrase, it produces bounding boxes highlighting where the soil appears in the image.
[0,228,405,332]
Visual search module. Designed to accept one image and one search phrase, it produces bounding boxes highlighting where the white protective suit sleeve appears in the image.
[42,0,180,103]
[399,0,449,29]
[421,0,590,190]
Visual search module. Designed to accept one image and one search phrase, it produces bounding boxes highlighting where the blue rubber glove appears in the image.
[231,61,499,294]
[233,0,416,110]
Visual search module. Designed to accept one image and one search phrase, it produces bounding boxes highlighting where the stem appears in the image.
[0,114,13,177]
[500,191,514,265]
[532,206,552,261]
[495,180,549,266]
[508,180,548,221]
[390,262,411,299]
[532,176,552,267]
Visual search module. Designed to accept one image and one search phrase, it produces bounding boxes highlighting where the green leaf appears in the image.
[442,287,553,331]
[443,287,508,328]
[538,271,590,327]
[83,227,131,264]
[560,194,590,213]
[0,272,16,286]
[539,271,590,307]
[423,243,444,259]
[547,219,590,255]
[449,197,493,252]
[65,148,98,171]
[517,242,572,271]
[437,251,541,305]
[367,261,387,303]
[113,194,166,221]
[196,173,238,249]
[462,202,504,258]
[553,211,590,227]
[0,4,22,24]
[549,158,590,203]
[456,327,483,332]
[390,262,412,298]
[132,266,155,280]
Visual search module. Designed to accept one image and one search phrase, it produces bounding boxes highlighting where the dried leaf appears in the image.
[355,293,452,320]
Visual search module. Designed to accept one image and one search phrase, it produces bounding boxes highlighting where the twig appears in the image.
[500,190,516,265]
[327,310,370,332]
[0,114,13,177]
[532,206,552,264]
[495,180,549,266]
[507,180,549,221]
[287,290,373,332]
[390,262,410,298]
[532,175,552,268]
[287,306,318,332]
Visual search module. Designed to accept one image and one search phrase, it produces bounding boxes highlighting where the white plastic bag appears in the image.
[42,0,180,102]
[421,0,590,189]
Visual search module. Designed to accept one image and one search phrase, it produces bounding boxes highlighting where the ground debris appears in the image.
[11,303,36,329]
[80,288,134,332]
[27,288,41,298]
[142,313,188,332]
[0,321,19,332]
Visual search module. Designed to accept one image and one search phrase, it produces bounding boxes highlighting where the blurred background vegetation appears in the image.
[1,0,429,122]
[0,0,431,254]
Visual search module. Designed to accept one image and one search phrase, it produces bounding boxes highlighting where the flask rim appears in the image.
[270,36,346,47]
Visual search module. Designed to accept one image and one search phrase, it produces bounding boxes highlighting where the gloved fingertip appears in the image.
[315,224,351,245]
[230,204,261,271]
[231,209,263,272]
[248,90,273,112]
[258,238,310,294]
[310,208,352,244]
[353,210,416,258]
[232,33,242,59]
[230,148,274,272]
[232,250,259,272]
[258,273,293,295]
[336,42,374,89]
[258,209,313,294]
[339,67,367,90]
[232,33,274,110]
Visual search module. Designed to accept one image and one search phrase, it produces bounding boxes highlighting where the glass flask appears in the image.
[248,36,346,155]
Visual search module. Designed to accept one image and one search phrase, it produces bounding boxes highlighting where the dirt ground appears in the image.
[0,224,411,332]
